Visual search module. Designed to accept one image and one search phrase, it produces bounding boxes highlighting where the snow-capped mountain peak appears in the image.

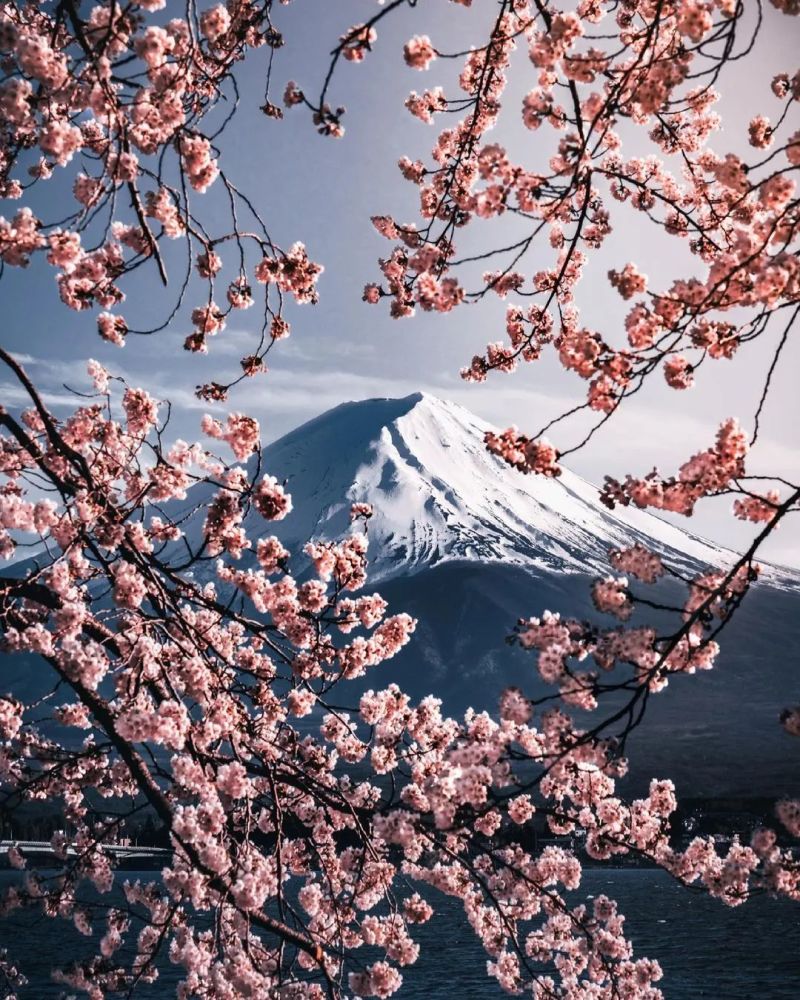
[259,392,742,583]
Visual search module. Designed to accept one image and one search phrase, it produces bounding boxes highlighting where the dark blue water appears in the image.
[1,869,798,997]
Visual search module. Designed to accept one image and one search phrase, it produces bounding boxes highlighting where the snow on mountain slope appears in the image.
[255,391,787,585]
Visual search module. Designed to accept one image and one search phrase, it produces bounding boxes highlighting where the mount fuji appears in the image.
[256,391,747,581]
[4,392,798,797]
[249,392,799,797]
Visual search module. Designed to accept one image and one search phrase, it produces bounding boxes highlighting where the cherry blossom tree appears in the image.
[0,0,799,997]
[3,345,796,998]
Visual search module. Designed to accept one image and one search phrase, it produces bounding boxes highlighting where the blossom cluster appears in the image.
[0,0,321,397]
[355,0,800,505]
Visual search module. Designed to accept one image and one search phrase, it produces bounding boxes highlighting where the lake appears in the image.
[1,868,798,997]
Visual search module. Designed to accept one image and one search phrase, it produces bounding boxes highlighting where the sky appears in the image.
[1,0,799,565]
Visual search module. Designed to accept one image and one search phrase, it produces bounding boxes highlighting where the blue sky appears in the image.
[2,0,798,564]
